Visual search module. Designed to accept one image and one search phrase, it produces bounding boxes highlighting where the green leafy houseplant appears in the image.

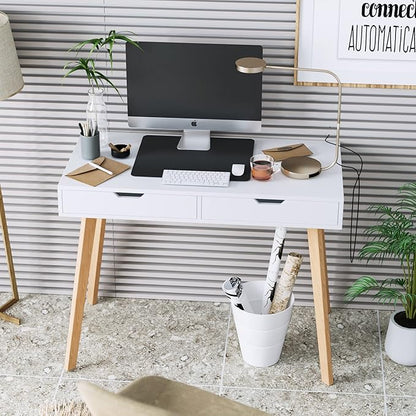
[345,182,416,326]
[63,30,141,96]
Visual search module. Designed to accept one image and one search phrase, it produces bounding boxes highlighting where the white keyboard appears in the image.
[162,169,230,187]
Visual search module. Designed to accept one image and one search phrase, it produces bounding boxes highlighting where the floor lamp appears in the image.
[235,57,342,179]
[0,11,24,325]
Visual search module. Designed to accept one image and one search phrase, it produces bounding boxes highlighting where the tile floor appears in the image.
[0,294,415,415]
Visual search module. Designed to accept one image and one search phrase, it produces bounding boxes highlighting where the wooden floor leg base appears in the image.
[0,298,20,324]
[0,310,20,325]
[0,186,20,326]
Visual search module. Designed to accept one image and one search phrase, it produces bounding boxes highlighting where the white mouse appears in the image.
[231,164,245,177]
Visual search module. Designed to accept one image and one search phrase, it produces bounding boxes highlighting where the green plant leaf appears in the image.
[381,278,406,288]
[68,37,104,55]
[359,201,416,265]
[373,287,404,306]
[403,293,416,319]
[64,30,141,98]
[101,31,142,69]
[400,182,416,217]
[94,69,120,96]
[112,33,142,49]
[344,276,380,301]
[63,58,100,89]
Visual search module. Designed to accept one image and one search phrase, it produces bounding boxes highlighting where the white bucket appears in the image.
[231,280,294,367]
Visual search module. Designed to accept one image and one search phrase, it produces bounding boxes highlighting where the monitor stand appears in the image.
[132,135,254,181]
[176,129,211,151]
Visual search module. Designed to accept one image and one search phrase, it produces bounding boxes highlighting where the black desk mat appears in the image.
[132,135,254,181]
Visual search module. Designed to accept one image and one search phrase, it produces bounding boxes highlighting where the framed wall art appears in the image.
[295,0,416,88]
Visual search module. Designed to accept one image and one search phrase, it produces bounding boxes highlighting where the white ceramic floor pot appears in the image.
[384,310,416,366]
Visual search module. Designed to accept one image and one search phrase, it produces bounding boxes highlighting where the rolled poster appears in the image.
[269,252,302,314]
[222,276,253,313]
[262,226,286,314]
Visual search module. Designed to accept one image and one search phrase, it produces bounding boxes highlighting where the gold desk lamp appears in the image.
[235,57,342,179]
[0,11,24,325]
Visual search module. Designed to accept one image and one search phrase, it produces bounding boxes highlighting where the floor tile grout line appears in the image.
[221,384,386,397]
[56,374,221,392]
[377,310,389,416]
[56,374,416,400]
[218,303,232,396]
[52,367,65,402]
[57,373,416,400]
[59,375,136,384]
[0,374,62,380]
[110,219,117,298]
[0,372,403,401]
[385,393,416,399]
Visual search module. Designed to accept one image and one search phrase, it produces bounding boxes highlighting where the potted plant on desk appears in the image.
[345,182,416,366]
[63,30,141,144]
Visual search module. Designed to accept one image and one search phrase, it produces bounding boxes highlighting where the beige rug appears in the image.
[39,402,91,416]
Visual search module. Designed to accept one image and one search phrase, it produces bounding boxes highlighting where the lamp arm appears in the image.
[265,65,342,171]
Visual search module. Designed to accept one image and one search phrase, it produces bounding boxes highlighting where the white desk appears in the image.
[58,133,343,385]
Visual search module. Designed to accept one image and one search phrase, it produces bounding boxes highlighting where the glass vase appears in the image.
[86,88,108,147]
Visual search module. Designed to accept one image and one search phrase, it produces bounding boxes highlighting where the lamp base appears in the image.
[281,156,321,179]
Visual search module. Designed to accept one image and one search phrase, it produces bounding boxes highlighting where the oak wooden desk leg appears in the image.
[87,219,106,306]
[65,218,98,371]
[307,228,333,386]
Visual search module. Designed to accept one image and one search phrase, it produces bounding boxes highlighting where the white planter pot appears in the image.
[384,310,416,366]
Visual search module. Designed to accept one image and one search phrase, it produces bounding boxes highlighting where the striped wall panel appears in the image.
[0,0,414,309]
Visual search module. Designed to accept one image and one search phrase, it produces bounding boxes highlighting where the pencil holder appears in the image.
[80,133,100,160]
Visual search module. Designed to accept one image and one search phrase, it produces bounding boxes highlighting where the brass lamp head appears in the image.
[235,57,267,74]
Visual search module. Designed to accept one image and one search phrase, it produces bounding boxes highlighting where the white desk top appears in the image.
[59,133,343,200]
[58,133,344,229]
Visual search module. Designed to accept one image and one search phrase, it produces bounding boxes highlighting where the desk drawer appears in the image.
[201,197,340,228]
[60,190,197,220]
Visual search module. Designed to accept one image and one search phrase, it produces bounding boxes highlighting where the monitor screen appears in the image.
[126,41,263,140]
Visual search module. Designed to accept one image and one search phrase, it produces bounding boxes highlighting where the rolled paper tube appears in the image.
[269,252,303,314]
[262,226,286,314]
[222,276,253,313]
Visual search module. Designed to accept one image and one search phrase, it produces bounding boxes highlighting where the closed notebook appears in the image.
[66,156,130,187]
[263,143,312,161]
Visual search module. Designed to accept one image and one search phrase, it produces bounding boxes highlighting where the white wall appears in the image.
[0,0,414,308]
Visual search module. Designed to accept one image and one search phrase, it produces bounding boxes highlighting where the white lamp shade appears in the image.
[0,11,23,101]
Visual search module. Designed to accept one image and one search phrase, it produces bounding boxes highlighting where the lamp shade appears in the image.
[0,11,23,101]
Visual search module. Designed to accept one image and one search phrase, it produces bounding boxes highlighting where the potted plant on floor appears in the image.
[345,182,416,366]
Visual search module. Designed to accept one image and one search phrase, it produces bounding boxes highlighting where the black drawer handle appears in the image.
[255,199,284,204]
[115,192,144,197]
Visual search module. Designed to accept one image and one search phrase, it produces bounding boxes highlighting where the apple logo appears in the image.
[191,120,197,127]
